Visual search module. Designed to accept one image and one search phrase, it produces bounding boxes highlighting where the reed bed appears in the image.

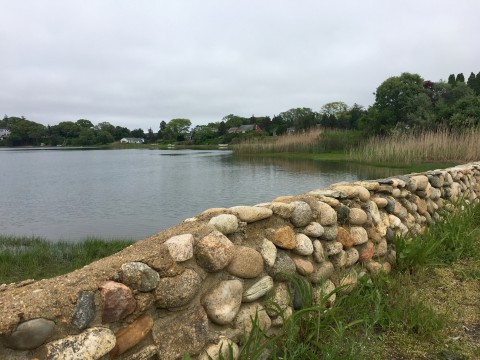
[233,129,323,154]
[349,127,480,165]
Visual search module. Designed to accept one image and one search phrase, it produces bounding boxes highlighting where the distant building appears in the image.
[227,124,262,134]
[120,137,144,144]
[286,127,295,134]
[0,128,10,140]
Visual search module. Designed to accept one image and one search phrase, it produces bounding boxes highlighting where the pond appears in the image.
[0,148,401,241]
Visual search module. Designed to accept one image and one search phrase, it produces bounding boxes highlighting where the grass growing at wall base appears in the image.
[0,236,134,284]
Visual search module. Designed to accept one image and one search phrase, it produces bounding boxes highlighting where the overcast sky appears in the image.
[1,1,479,131]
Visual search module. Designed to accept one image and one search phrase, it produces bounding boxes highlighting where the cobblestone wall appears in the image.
[1,162,479,360]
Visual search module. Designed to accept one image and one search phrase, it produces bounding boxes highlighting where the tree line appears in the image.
[2,70,479,147]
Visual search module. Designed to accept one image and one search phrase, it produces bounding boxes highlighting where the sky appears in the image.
[1,1,479,131]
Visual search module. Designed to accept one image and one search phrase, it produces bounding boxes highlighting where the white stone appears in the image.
[260,238,277,267]
[242,276,274,302]
[294,234,314,255]
[164,233,194,262]
[317,201,337,226]
[230,206,273,223]
[199,337,239,360]
[203,280,243,325]
[312,240,325,263]
[350,226,368,245]
[301,222,324,237]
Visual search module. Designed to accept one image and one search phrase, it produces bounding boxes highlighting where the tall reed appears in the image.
[349,127,480,164]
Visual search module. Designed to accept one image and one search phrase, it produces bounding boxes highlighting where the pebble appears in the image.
[44,327,116,360]
[155,268,202,308]
[242,276,274,302]
[121,261,160,292]
[336,227,354,249]
[126,345,157,360]
[301,222,324,237]
[98,281,136,323]
[203,280,243,325]
[317,201,337,226]
[272,226,296,249]
[144,245,184,278]
[109,314,153,358]
[350,226,368,245]
[230,206,273,223]
[372,196,388,208]
[199,337,239,360]
[164,233,194,261]
[335,204,350,224]
[3,318,55,350]
[364,201,380,224]
[312,239,325,263]
[355,186,371,201]
[71,291,96,330]
[290,201,313,227]
[268,250,296,281]
[330,185,358,198]
[345,248,359,267]
[195,231,234,272]
[227,246,264,278]
[321,225,338,241]
[294,233,314,255]
[260,238,277,267]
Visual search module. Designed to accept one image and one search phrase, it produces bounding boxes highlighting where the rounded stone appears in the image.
[374,239,388,257]
[357,241,374,262]
[121,261,160,292]
[155,268,202,308]
[99,281,136,323]
[268,250,296,281]
[373,196,388,208]
[199,337,240,360]
[227,246,264,278]
[270,202,295,218]
[317,201,337,226]
[195,231,234,272]
[348,208,368,225]
[208,214,239,235]
[301,222,324,237]
[309,261,334,283]
[290,201,313,227]
[339,270,358,293]
[355,186,371,201]
[321,225,338,241]
[409,175,429,191]
[243,276,274,302]
[335,204,350,224]
[260,238,277,267]
[266,283,291,317]
[272,226,296,249]
[233,303,271,334]
[230,206,273,223]
[312,240,325,263]
[330,250,347,268]
[322,241,343,256]
[313,279,336,307]
[4,318,55,350]
[109,314,154,358]
[345,248,359,267]
[44,327,116,360]
[294,233,314,255]
[203,280,243,325]
[350,226,368,245]
[293,257,314,275]
[336,227,354,249]
[164,233,194,262]
[71,291,96,330]
[330,185,358,198]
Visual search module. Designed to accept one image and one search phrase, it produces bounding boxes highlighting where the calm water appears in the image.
[0,148,399,241]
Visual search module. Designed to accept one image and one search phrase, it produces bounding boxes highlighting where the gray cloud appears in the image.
[1,0,479,130]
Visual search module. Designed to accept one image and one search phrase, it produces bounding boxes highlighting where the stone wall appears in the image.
[1,162,479,360]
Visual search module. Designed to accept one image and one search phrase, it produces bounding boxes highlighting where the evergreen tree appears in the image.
[456,73,465,83]
[467,72,476,87]
[448,74,456,85]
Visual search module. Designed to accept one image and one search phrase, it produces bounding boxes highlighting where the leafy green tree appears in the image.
[455,73,465,83]
[76,119,93,128]
[448,74,456,85]
[164,118,191,141]
[217,121,227,136]
[279,108,318,132]
[114,126,130,140]
[130,128,145,138]
[222,114,247,129]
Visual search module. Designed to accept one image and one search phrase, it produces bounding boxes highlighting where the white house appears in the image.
[0,129,10,140]
[120,137,144,144]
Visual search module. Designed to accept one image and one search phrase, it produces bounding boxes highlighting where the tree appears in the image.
[164,118,191,140]
[448,74,456,85]
[130,128,145,138]
[278,108,318,132]
[456,73,465,83]
[76,119,93,128]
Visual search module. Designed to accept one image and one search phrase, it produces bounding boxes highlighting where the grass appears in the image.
[0,236,134,284]
[349,127,480,165]
[188,199,480,359]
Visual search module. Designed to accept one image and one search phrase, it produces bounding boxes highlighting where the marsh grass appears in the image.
[349,127,480,165]
[0,235,134,283]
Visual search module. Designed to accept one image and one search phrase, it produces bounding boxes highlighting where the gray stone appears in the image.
[71,291,96,330]
[243,276,274,302]
[268,250,296,281]
[317,201,337,226]
[3,318,55,350]
[291,278,312,310]
[155,268,202,308]
[164,233,194,261]
[209,214,239,235]
[386,228,395,243]
[44,327,116,360]
[199,337,239,360]
[309,261,334,283]
[230,206,273,223]
[321,225,338,241]
[203,280,243,325]
[195,231,234,272]
[270,202,295,218]
[266,283,291,317]
[153,306,209,359]
[313,279,336,307]
[300,222,324,237]
[322,241,343,256]
[335,204,350,224]
[290,201,313,227]
[330,250,347,268]
[121,261,160,292]
[312,240,325,263]
[233,303,271,334]
[348,208,368,225]
[345,248,359,267]
[125,345,157,360]
[294,233,314,255]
